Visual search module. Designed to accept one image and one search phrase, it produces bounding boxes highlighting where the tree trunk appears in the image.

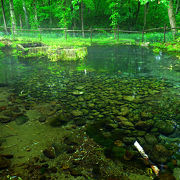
[128,0,131,29]
[134,1,140,27]
[19,14,23,29]
[48,0,52,27]
[22,0,29,28]
[81,1,85,37]
[33,0,39,28]
[73,19,76,37]
[176,0,179,14]
[143,2,149,31]
[9,0,16,35]
[1,0,8,33]
[168,0,176,38]
[142,2,149,42]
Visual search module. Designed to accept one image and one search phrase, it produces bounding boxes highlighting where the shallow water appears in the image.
[87,45,180,83]
[0,45,180,179]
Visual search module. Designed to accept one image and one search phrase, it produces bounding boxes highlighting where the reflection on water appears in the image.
[87,45,179,82]
[0,45,180,179]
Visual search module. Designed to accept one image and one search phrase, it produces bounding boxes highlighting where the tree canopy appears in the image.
[0,0,179,31]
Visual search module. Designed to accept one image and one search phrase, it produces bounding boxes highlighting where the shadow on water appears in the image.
[0,45,180,179]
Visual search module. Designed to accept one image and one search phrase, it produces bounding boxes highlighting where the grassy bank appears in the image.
[0,30,177,47]
[0,31,179,57]
[150,37,180,58]
[4,35,136,48]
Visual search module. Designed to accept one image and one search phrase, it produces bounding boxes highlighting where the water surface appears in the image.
[0,45,180,179]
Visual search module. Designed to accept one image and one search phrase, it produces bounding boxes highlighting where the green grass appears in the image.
[1,30,179,49]
[4,32,136,47]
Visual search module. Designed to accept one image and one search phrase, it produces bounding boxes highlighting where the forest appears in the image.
[0,0,179,33]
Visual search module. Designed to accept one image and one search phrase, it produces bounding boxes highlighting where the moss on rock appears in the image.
[16,42,88,61]
[48,47,87,61]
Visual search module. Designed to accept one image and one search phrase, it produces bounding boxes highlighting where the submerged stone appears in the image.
[116,116,128,122]
[123,96,135,102]
[141,111,153,119]
[71,110,83,117]
[75,86,84,90]
[122,137,136,145]
[38,116,46,123]
[156,121,175,136]
[111,146,126,159]
[48,111,69,127]
[135,120,153,130]
[144,134,158,145]
[151,144,172,163]
[72,90,84,95]
[15,115,29,125]
[0,115,11,123]
[43,146,56,159]
[0,155,11,169]
[119,119,134,128]
[88,103,95,108]
[120,106,129,116]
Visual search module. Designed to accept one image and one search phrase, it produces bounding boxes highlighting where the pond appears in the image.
[0,45,180,179]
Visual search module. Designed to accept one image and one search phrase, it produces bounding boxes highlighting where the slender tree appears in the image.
[176,0,179,14]
[19,14,22,29]
[48,0,52,26]
[168,0,176,37]
[1,0,8,33]
[22,0,29,28]
[34,0,39,28]
[81,0,85,37]
[139,0,177,37]
[134,1,141,26]
[143,2,149,31]
[9,0,16,34]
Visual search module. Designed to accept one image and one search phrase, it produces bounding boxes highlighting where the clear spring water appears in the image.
[0,45,180,178]
[0,45,179,86]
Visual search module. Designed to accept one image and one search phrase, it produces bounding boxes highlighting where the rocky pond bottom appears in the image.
[0,45,180,179]
[0,70,180,180]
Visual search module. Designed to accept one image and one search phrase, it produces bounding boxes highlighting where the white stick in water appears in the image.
[134,141,160,176]
[134,141,148,158]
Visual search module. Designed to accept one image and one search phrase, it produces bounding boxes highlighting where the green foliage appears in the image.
[83,0,95,10]
[153,47,161,53]
[0,42,5,48]
[176,13,180,27]
[54,0,72,28]
[108,0,121,28]
[150,39,180,56]
[146,2,169,28]
[143,32,174,42]
[139,0,168,6]
[38,6,50,22]
[0,0,178,30]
